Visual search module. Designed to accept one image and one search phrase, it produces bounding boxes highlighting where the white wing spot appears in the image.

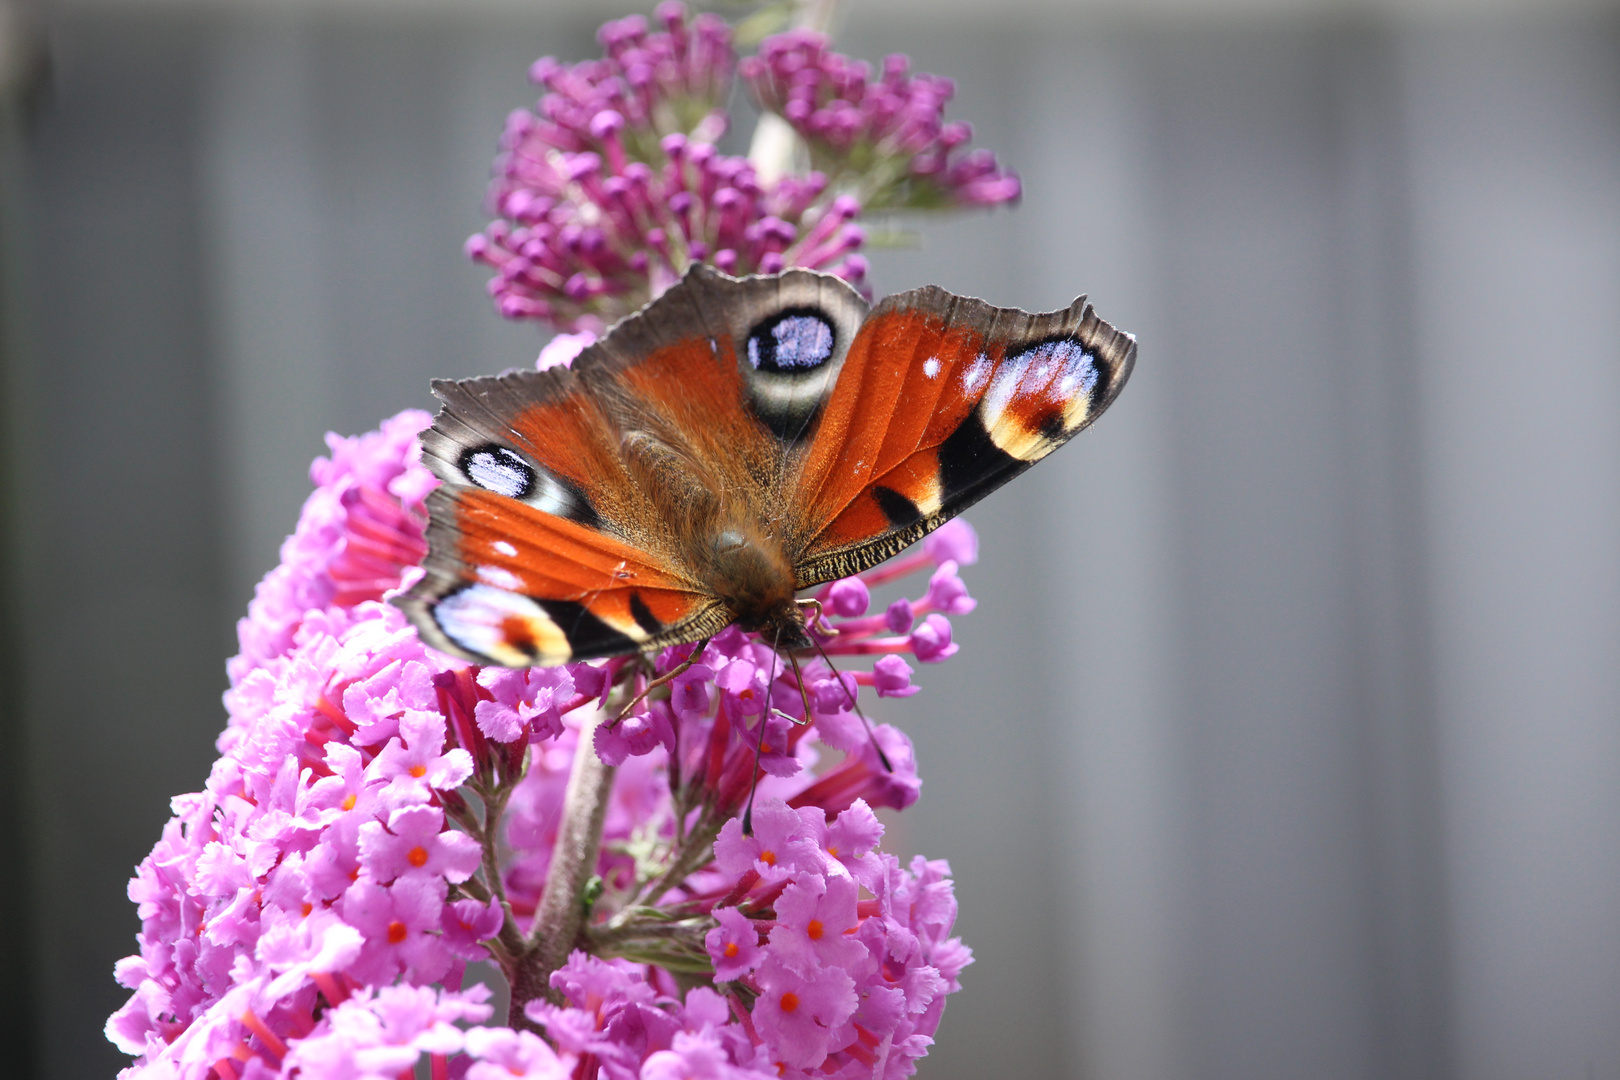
[923,357,941,379]
[492,540,518,557]
[477,565,523,590]
[962,352,992,393]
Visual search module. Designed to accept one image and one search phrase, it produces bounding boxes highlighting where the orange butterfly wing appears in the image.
[786,287,1136,585]
[396,266,1135,666]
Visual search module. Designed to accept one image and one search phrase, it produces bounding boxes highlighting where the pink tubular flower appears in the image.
[341,876,456,987]
[827,576,870,617]
[908,613,958,663]
[871,654,920,698]
[470,4,868,333]
[463,1026,574,1080]
[768,874,866,976]
[752,957,858,1071]
[475,664,576,743]
[357,805,481,885]
[742,32,1021,211]
[705,906,765,982]
[713,802,825,883]
[790,725,921,814]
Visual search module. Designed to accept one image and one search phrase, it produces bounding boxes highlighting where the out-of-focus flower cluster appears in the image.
[110,410,974,1080]
[741,31,1021,211]
[468,2,1017,335]
[470,3,868,334]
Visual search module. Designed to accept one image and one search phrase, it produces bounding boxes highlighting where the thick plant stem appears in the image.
[514,706,617,1023]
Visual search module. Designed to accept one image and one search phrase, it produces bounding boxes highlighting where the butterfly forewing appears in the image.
[786,286,1136,586]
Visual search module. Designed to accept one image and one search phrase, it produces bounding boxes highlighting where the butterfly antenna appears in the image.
[741,633,782,837]
[801,601,894,773]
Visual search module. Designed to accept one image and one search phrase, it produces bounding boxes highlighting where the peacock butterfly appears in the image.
[394,264,1136,666]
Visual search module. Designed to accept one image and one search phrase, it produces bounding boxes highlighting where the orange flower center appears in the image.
[341,793,357,811]
[723,942,739,959]
[409,764,427,779]
[759,850,777,866]
[407,846,429,868]
[807,919,824,941]
[387,920,408,944]
[779,992,800,1014]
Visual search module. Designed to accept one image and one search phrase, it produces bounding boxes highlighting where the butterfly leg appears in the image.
[798,597,832,636]
[784,650,814,727]
[610,639,712,725]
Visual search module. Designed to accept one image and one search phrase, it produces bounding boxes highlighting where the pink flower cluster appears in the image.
[523,804,970,1080]
[109,410,974,1080]
[470,3,869,333]
[741,32,1022,211]
[230,412,433,683]
[467,5,1023,337]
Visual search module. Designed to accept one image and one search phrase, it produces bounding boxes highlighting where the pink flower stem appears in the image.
[821,637,912,656]
[857,550,933,587]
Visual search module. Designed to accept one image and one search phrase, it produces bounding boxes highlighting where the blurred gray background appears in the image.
[2,0,1618,1077]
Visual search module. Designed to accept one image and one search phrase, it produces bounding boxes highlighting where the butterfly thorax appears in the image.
[702,521,812,651]
[620,421,811,649]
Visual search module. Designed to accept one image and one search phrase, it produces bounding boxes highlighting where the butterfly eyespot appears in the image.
[456,443,601,526]
[433,584,570,667]
[460,445,534,499]
[976,335,1102,462]
[746,309,835,373]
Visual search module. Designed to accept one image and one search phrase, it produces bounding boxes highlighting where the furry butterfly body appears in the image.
[396,265,1135,666]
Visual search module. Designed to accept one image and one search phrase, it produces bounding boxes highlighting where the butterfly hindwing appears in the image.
[787,286,1136,585]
